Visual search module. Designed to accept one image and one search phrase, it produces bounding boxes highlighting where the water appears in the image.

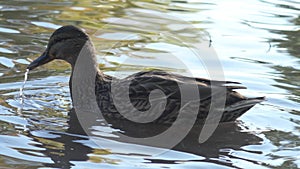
[19,69,29,100]
[0,0,299,168]
[18,69,29,114]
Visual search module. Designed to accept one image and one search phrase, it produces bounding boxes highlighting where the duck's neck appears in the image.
[69,40,103,100]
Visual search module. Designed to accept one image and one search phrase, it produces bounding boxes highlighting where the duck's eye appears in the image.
[54,38,65,44]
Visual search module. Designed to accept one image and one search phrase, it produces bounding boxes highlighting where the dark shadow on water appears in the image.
[27,110,92,169]
[29,108,262,168]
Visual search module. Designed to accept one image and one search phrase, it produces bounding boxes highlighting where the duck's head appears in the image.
[27,25,90,70]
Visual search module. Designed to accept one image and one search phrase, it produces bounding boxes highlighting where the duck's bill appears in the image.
[27,52,53,70]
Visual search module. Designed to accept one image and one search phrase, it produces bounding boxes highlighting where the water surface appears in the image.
[0,0,299,168]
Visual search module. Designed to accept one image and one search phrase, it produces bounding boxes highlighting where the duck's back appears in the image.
[95,70,264,124]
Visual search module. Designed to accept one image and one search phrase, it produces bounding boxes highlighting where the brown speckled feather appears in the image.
[96,70,264,124]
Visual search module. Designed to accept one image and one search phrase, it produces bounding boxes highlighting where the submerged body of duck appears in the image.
[27,25,264,125]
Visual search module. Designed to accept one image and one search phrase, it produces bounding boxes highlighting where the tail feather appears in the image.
[221,97,265,122]
[225,97,265,112]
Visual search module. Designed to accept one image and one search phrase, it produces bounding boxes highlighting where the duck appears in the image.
[27,25,264,125]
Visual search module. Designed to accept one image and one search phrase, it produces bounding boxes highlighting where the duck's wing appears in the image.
[123,70,246,101]
[106,70,264,123]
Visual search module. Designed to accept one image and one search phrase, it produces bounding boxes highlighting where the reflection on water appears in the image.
[0,0,299,168]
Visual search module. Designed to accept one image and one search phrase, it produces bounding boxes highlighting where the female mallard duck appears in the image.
[27,25,264,125]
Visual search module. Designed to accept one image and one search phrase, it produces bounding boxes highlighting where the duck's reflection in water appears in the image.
[30,108,262,168]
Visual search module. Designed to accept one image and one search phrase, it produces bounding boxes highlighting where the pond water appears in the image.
[0,0,299,168]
